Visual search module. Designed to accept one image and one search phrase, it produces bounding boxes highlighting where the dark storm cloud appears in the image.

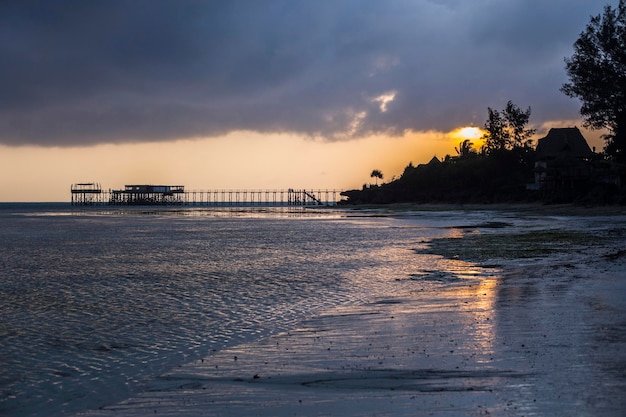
[0,0,612,146]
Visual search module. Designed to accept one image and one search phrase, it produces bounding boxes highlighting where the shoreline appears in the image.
[77,211,626,417]
[340,201,626,216]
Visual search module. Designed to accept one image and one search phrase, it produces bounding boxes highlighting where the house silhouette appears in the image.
[534,127,594,189]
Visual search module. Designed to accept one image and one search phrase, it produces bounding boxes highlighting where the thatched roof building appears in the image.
[536,127,593,160]
[533,127,595,190]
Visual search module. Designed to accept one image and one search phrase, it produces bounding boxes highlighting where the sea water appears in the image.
[0,204,532,416]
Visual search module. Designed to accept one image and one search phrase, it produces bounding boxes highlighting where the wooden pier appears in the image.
[71,183,102,205]
[71,184,343,206]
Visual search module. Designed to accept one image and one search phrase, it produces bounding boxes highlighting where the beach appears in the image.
[73,207,626,417]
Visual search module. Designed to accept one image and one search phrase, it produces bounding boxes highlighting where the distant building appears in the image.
[110,184,185,205]
[534,127,595,190]
[71,182,102,205]
[417,155,441,168]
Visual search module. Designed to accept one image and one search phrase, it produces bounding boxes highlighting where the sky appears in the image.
[0,0,615,201]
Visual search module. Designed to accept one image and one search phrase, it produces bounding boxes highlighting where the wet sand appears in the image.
[79,212,626,417]
[344,202,626,216]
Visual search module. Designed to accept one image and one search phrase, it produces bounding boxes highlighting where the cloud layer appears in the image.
[0,0,611,146]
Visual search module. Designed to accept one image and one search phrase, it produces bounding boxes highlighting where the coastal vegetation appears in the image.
[370,169,384,185]
[341,105,624,205]
[342,1,626,206]
[341,127,541,204]
[561,0,626,163]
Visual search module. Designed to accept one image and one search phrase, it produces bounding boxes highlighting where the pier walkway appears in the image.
[71,184,343,206]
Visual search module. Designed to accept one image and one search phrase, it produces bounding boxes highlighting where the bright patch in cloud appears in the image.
[451,126,484,140]
[372,91,397,113]
[345,111,368,137]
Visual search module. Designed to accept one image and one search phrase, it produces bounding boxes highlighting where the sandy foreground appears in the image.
[79,211,626,417]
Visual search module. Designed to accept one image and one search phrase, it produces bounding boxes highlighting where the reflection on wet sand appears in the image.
[456,276,499,364]
[77,212,626,417]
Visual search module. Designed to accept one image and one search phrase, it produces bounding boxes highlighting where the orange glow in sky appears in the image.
[0,125,605,202]
[448,126,485,149]
[0,130,451,201]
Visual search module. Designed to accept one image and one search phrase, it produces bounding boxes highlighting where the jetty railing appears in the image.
[71,185,343,207]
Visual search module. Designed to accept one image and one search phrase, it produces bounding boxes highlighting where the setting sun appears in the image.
[447,126,485,151]
[454,126,484,140]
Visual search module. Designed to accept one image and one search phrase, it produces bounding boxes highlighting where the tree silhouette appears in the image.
[455,139,476,157]
[370,169,384,185]
[481,101,534,154]
[504,101,535,149]
[482,107,509,152]
[561,0,626,162]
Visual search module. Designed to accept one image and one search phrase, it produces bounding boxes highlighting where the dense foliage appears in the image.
[341,145,625,205]
[561,0,626,162]
[341,148,538,205]
[482,101,535,153]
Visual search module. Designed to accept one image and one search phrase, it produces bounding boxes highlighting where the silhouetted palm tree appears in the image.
[455,139,475,157]
[370,169,383,185]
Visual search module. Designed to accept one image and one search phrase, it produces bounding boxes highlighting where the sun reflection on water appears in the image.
[394,249,501,367]
[457,275,499,362]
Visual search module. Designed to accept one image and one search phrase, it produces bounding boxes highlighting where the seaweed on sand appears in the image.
[418,230,605,264]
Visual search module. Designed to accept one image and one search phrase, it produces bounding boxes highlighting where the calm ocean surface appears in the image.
[0,204,512,416]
